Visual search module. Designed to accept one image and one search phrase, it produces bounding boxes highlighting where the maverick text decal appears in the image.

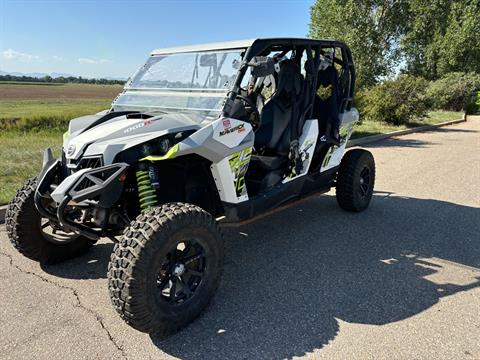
[219,123,245,136]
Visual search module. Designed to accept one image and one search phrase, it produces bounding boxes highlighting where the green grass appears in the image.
[0,99,112,131]
[0,82,122,131]
[0,130,63,205]
[351,111,463,139]
[0,109,464,205]
[0,82,120,203]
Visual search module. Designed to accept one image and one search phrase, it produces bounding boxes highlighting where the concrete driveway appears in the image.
[1,119,479,360]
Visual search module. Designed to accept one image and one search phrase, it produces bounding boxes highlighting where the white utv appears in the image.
[6,38,375,335]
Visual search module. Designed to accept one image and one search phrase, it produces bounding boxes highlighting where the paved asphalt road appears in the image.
[1,119,479,360]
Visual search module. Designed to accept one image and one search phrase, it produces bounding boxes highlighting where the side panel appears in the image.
[210,147,252,203]
[176,117,254,163]
[283,119,319,183]
[320,108,359,172]
[175,117,254,203]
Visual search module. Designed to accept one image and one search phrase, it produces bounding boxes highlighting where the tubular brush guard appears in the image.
[34,148,129,240]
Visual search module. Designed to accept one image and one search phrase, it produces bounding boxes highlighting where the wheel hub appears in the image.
[359,166,371,198]
[172,263,186,277]
[155,239,207,305]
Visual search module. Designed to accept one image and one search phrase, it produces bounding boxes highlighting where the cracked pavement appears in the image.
[0,250,126,359]
[1,119,480,359]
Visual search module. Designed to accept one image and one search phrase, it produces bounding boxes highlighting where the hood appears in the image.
[64,111,207,164]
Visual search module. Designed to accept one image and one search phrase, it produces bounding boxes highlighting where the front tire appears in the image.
[336,149,375,212]
[108,203,224,335]
[5,178,95,264]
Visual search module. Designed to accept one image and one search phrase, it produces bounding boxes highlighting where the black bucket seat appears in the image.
[254,59,305,156]
[247,60,305,192]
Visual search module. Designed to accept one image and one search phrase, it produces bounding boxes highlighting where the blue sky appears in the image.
[0,0,312,78]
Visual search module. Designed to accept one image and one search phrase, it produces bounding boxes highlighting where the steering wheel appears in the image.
[235,94,261,130]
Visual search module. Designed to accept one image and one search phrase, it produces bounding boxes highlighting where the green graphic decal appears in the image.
[229,147,252,198]
[322,146,336,167]
[339,123,354,144]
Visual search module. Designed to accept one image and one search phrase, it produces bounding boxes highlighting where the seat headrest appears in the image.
[304,59,315,74]
[277,60,303,97]
[317,65,338,88]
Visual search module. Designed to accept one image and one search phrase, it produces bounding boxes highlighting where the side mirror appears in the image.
[249,56,275,77]
[200,53,217,67]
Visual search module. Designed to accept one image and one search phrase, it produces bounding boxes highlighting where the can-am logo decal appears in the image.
[219,123,245,136]
[66,144,76,156]
[123,119,153,134]
[222,119,231,129]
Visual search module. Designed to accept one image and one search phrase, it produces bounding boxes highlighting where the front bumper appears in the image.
[34,148,129,239]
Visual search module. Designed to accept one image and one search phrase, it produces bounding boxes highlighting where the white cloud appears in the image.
[1,49,40,62]
[52,55,63,62]
[78,57,111,64]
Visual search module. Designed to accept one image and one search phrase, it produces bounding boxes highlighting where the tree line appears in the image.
[0,74,126,85]
[310,0,479,88]
[310,0,480,121]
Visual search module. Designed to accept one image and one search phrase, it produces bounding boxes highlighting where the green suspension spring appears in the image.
[136,168,158,211]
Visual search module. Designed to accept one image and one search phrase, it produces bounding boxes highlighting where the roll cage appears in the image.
[222,38,356,119]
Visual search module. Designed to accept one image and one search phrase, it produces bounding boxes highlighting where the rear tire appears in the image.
[5,178,95,264]
[108,202,224,335]
[336,149,375,212]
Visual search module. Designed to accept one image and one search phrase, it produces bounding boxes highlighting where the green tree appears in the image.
[424,72,480,111]
[358,75,428,124]
[309,0,408,88]
[401,0,480,80]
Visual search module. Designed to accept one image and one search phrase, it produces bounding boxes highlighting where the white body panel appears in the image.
[210,147,252,203]
[212,118,251,148]
[320,108,359,172]
[66,117,138,160]
[320,143,347,172]
[283,119,319,183]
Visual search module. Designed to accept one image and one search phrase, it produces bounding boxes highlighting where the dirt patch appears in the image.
[0,83,124,100]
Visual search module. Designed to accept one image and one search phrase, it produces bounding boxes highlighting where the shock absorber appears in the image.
[136,164,158,211]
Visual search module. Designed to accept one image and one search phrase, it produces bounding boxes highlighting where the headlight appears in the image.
[114,131,195,164]
[141,138,170,157]
[159,138,171,154]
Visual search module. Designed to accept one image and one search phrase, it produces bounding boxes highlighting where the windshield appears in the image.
[112,50,244,119]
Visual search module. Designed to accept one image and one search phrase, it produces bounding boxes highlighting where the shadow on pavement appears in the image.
[366,138,435,148]
[41,193,480,359]
[154,194,480,359]
[423,127,477,134]
[42,242,113,280]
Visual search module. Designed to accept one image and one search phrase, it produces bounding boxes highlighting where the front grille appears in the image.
[65,155,104,175]
[77,156,103,170]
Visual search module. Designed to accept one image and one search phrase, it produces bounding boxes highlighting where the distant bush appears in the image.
[425,72,480,112]
[464,91,480,115]
[356,75,428,125]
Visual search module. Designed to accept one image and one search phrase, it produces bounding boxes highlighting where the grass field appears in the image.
[0,82,463,205]
[0,130,62,204]
[0,82,123,131]
[0,82,121,203]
